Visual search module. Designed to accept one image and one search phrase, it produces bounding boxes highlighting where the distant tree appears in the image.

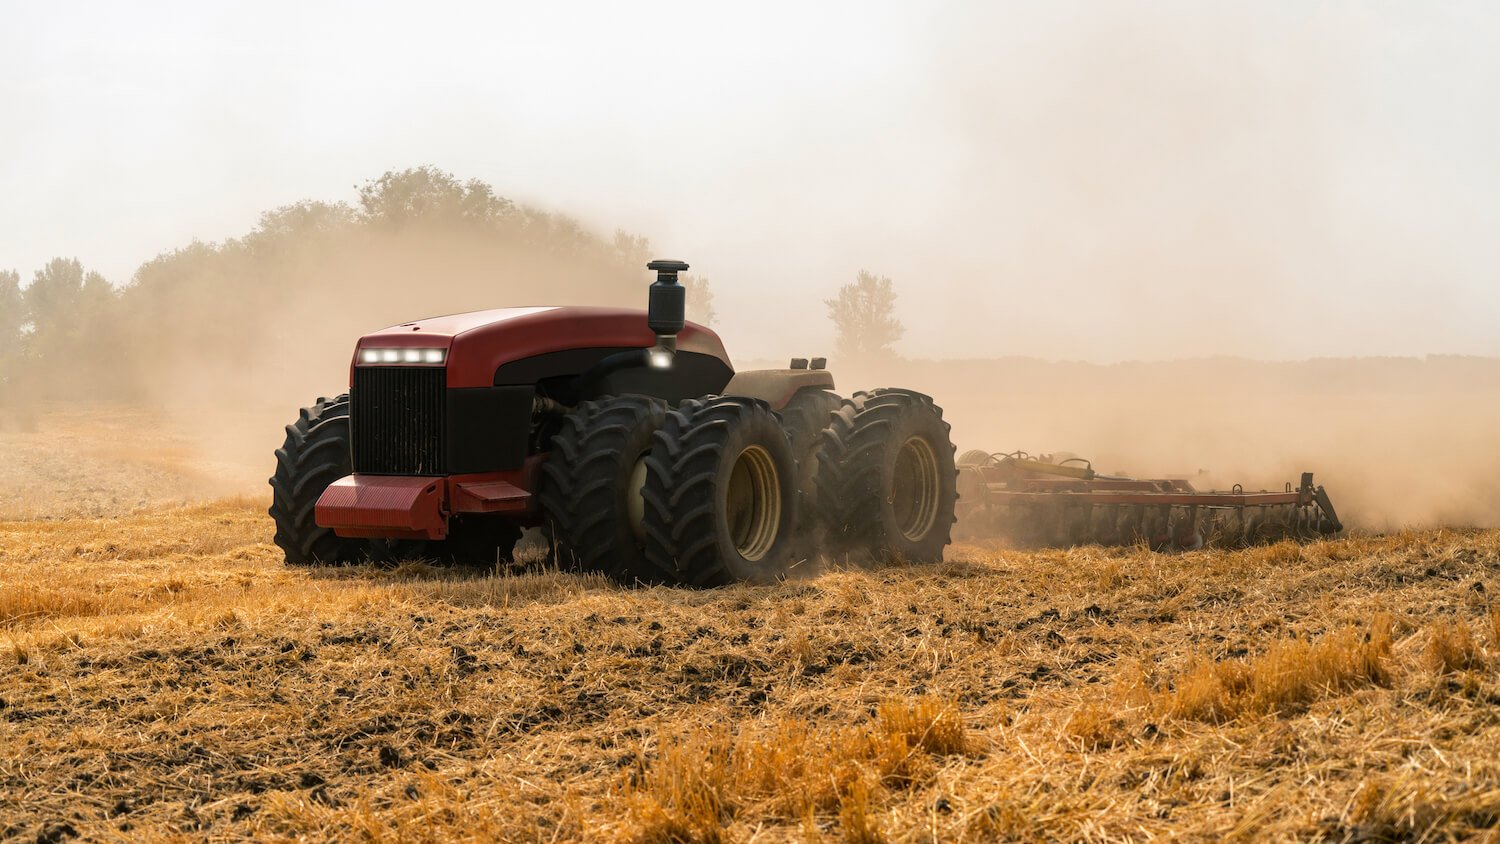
[0,270,23,354]
[12,259,124,397]
[681,274,717,326]
[78,270,115,330]
[355,166,515,228]
[824,271,904,361]
[612,230,653,269]
[24,258,86,361]
[0,269,24,389]
[248,200,356,247]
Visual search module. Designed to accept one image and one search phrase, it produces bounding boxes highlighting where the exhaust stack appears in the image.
[646,259,688,364]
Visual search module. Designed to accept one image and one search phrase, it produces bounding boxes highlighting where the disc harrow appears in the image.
[955,451,1342,550]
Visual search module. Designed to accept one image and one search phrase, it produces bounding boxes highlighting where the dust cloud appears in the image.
[824,356,1500,531]
[3,6,1497,531]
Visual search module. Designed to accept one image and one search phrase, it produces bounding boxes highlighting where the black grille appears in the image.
[351,367,447,475]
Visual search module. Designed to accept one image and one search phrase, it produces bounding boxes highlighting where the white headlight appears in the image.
[359,347,447,365]
[649,349,674,369]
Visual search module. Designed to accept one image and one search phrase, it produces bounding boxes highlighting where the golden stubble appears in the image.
[2,499,1499,841]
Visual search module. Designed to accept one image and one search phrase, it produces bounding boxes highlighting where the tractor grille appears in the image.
[351,367,447,475]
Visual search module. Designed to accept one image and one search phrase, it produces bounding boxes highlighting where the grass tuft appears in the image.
[1156,615,1393,722]
[618,698,974,837]
[1425,619,1484,674]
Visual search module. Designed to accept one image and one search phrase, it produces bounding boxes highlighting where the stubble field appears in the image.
[4,503,1500,842]
[2,406,1499,841]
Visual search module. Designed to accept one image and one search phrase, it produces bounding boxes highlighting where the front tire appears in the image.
[815,389,958,563]
[641,397,799,586]
[537,395,672,583]
[269,395,364,566]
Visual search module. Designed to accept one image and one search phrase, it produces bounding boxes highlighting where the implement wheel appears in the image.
[269,394,365,566]
[815,389,958,562]
[538,395,672,584]
[957,449,993,466]
[641,396,799,586]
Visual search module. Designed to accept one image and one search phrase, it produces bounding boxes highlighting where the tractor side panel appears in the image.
[493,347,733,400]
[723,370,836,410]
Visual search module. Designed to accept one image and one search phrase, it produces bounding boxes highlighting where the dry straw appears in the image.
[2,501,1498,840]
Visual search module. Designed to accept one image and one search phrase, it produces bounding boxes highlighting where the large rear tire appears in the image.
[269,395,365,566]
[815,389,958,563]
[641,396,799,586]
[537,395,673,584]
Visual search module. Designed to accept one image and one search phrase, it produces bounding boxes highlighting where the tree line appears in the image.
[0,166,903,412]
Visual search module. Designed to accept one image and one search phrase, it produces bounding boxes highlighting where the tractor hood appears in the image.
[352,306,732,389]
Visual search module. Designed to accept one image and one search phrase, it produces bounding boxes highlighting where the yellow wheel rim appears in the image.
[726,445,781,561]
[893,436,940,542]
[627,455,648,543]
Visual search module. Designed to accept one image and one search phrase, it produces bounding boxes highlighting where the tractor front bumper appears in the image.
[314,464,541,541]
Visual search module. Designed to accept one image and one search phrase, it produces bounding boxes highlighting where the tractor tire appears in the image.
[815,389,958,563]
[641,396,799,587]
[269,394,365,566]
[778,388,842,515]
[537,395,672,584]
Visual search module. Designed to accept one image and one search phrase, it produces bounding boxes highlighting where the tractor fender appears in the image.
[722,369,835,411]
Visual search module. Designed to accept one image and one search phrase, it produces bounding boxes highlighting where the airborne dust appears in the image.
[2,5,1498,530]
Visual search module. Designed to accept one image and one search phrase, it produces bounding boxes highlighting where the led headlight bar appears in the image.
[358,347,446,365]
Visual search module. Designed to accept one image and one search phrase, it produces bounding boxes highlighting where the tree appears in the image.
[824,271,904,361]
[0,269,24,389]
[612,230,652,269]
[0,270,23,356]
[249,200,356,247]
[355,166,515,228]
[681,274,716,326]
[25,258,86,362]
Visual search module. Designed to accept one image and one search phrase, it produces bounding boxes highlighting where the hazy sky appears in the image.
[3,1,1497,361]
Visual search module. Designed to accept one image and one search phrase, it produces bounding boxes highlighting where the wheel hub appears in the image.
[726,444,781,561]
[893,436,940,542]
[627,455,649,543]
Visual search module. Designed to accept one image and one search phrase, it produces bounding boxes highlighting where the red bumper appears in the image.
[314,464,539,540]
[315,476,448,540]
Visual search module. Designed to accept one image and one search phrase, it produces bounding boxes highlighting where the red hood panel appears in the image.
[360,306,560,342]
[353,306,731,388]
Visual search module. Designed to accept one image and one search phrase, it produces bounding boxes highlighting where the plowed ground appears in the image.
[2,498,1499,842]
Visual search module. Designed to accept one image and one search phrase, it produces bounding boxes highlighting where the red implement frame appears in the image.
[955,453,1342,549]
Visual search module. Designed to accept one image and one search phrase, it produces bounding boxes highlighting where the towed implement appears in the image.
[269,260,959,585]
[955,451,1342,549]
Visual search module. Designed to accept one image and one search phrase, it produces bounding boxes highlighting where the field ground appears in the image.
[0,404,257,520]
[3,500,1499,842]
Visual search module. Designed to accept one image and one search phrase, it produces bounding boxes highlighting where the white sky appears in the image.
[2,1,1497,361]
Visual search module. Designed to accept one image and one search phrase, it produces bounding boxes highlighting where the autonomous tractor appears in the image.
[269,260,959,585]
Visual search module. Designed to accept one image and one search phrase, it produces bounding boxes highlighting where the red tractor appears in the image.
[270,260,958,585]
